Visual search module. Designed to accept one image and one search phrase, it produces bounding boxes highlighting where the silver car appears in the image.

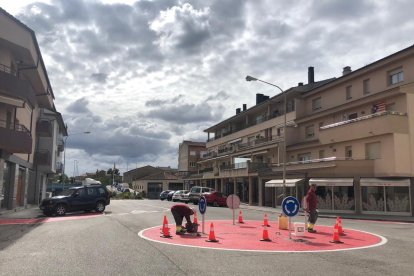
[172,190,189,202]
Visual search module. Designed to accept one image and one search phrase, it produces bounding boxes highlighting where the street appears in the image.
[0,199,413,275]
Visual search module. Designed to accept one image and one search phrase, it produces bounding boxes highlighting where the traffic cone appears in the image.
[160,215,172,238]
[260,225,272,242]
[238,210,244,224]
[329,223,343,244]
[263,214,270,227]
[160,215,168,233]
[337,217,345,236]
[206,222,219,242]
[194,211,199,225]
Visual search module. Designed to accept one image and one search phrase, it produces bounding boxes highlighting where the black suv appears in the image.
[40,184,110,216]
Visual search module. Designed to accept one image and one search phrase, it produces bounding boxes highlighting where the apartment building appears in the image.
[195,45,414,217]
[178,140,206,174]
[0,8,67,210]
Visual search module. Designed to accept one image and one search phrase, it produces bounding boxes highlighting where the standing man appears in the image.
[170,204,195,235]
[305,183,318,233]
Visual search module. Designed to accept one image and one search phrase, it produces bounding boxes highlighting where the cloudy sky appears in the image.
[1,0,413,176]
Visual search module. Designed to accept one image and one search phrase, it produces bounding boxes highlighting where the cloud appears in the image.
[149,3,211,54]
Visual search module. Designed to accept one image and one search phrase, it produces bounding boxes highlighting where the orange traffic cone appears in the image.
[337,217,345,236]
[160,215,172,238]
[194,211,199,225]
[238,210,244,224]
[263,214,270,227]
[329,223,343,244]
[260,225,272,242]
[160,215,169,233]
[206,222,219,242]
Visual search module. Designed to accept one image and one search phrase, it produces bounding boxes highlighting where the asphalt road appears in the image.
[0,199,413,275]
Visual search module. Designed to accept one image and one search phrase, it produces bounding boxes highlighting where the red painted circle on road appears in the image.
[139,220,386,252]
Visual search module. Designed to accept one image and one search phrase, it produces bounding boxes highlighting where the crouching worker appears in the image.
[171,204,195,235]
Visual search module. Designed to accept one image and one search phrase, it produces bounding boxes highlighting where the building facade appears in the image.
[0,8,66,210]
[192,45,414,217]
[178,140,206,173]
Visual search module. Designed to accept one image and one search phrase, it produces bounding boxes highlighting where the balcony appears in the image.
[218,162,269,178]
[35,150,51,166]
[237,135,282,151]
[319,111,408,144]
[269,157,375,177]
[0,70,36,107]
[0,119,32,153]
[55,161,63,173]
[57,138,64,152]
[36,120,52,137]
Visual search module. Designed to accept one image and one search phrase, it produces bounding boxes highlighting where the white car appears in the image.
[172,190,189,202]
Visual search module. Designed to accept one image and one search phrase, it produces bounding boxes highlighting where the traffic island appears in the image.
[138,220,387,252]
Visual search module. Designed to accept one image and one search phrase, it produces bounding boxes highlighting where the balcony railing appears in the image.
[0,119,32,153]
[208,111,291,142]
[321,111,406,130]
[0,63,17,76]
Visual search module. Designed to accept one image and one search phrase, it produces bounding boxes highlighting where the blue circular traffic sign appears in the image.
[281,196,300,217]
[199,196,207,214]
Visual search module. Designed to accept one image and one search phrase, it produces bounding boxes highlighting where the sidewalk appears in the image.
[0,204,43,219]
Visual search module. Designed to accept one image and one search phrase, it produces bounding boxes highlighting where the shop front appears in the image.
[308,178,355,213]
[360,178,411,216]
[265,179,305,207]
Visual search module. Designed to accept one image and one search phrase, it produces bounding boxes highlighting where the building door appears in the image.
[147,183,163,199]
[16,168,26,206]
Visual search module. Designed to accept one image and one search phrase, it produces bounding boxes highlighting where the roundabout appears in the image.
[139,219,387,253]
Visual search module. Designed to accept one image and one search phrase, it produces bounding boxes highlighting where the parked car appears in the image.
[172,190,189,202]
[181,191,190,203]
[189,186,215,204]
[203,191,227,207]
[39,184,110,216]
[160,190,172,200]
[167,190,176,201]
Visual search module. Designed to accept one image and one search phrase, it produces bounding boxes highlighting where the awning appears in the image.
[309,178,354,187]
[265,179,303,187]
[228,138,242,144]
[360,178,410,187]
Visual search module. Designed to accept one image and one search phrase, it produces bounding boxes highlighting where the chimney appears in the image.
[243,104,247,111]
[256,93,264,104]
[236,108,241,114]
[263,95,269,101]
[298,82,303,86]
[308,67,314,84]
[343,66,352,76]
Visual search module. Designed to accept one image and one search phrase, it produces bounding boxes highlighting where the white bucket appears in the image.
[293,222,305,236]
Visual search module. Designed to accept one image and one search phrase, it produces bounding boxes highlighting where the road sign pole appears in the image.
[232,195,235,225]
[202,214,205,234]
[289,216,292,240]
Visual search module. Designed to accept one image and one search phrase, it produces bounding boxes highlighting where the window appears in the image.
[312,97,321,111]
[363,79,370,95]
[346,85,352,100]
[189,162,196,167]
[365,142,381,159]
[298,153,311,162]
[319,150,325,159]
[345,146,352,159]
[277,127,283,137]
[87,188,97,196]
[348,113,357,120]
[305,125,314,138]
[389,68,404,85]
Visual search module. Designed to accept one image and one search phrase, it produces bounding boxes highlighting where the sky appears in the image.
[1,0,413,176]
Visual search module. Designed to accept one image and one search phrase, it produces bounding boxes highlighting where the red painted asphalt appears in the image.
[0,213,103,225]
[139,220,386,252]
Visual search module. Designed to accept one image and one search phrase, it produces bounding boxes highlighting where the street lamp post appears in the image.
[246,76,287,196]
[63,131,91,181]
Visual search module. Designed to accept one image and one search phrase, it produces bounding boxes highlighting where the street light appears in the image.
[246,75,287,196]
[63,131,91,180]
